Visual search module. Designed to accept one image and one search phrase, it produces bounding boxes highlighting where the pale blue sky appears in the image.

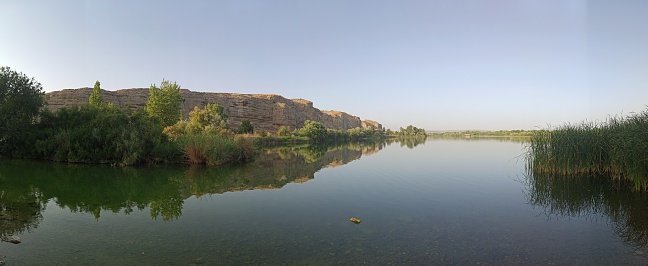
[1,1,647,130]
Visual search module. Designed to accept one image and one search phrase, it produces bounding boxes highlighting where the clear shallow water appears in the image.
[1,138,647,265]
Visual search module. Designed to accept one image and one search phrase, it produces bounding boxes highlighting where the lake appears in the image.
[1,138,647,265]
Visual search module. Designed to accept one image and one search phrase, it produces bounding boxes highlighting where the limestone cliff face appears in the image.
[45,88,380,133]
[361,119,383,130]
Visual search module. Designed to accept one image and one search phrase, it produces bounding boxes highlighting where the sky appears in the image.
[1,0,647,131]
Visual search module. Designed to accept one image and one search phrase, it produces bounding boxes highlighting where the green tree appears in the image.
[398,124,426,136]
[187,103,228,133]
[0,66,45,156]
[300,120,327,142]
[163,103,228,139]
[238,119,253,134]
[89,80,103,106]
[277,126,291,137]
[146,79,183,127]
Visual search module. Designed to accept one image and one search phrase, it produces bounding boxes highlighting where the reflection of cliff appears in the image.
[0,142,386,230]
[524,173,648,249]
[180,142,385,197]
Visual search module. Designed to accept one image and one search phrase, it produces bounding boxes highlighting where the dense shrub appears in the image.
[397,125,427,136]
[165,103,257,165]
[299,120,327,142]
[295,120,386,143]
[35,105,174,165]
[237,119,254,134]
[163,103,229,140]
[277,126,292,137]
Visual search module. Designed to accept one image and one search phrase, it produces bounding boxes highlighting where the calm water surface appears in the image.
[1,138,647,265]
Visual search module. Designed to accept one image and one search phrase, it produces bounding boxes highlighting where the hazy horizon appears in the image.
[2,1,647,131]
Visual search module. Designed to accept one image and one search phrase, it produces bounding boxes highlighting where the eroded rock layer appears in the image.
[45,88,382,132]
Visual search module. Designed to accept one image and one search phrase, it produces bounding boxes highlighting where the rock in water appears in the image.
[1,235,21,244]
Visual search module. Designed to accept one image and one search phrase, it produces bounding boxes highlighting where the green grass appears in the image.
[526,109,648,190]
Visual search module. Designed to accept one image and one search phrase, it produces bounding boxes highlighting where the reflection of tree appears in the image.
[397,135,427,149]
[0,141,389,234]
[0,162,48,238]
[0,186,45,238]
[180,141,386,196]
[524,172,648,248]
[0,161,186,222]
[149,196,184,221]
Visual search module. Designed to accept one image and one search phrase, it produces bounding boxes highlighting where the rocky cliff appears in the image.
[45,88,382,133]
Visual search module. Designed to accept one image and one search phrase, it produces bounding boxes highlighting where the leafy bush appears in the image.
[398,125,427,136]
[277,126,292,137]
[163,103,229,140]
[35,105,172,165]
[166,104,256,165]
[238,119,253,134]
[299,120,327,142]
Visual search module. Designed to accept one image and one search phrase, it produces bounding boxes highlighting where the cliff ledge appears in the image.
[45,88,383,133]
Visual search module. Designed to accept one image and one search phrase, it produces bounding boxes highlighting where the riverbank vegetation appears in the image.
[430,129,538,137]
[526,109,648,190]
[164,103,256,165]
[396,125,427,136]
[35,104,175,165]
[1,66,424,166]
[252,121,427,148]
[0,141,387,225]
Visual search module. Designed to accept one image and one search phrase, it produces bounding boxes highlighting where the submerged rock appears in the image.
[1,235,21,244]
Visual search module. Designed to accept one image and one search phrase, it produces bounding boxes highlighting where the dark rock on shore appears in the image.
[1,235,21,244]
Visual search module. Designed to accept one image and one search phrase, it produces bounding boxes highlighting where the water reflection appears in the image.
[429,135,529,143]
[0,179,45,239]
[524,173,648,249]
[394,135,427,148]
[0,141,386,236]
[181,141,385,196]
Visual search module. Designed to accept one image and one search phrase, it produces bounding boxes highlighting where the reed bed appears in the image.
[526,108,648,190]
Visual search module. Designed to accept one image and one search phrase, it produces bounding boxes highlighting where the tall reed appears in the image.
[526,109,648,190]
[177,133,257,165]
